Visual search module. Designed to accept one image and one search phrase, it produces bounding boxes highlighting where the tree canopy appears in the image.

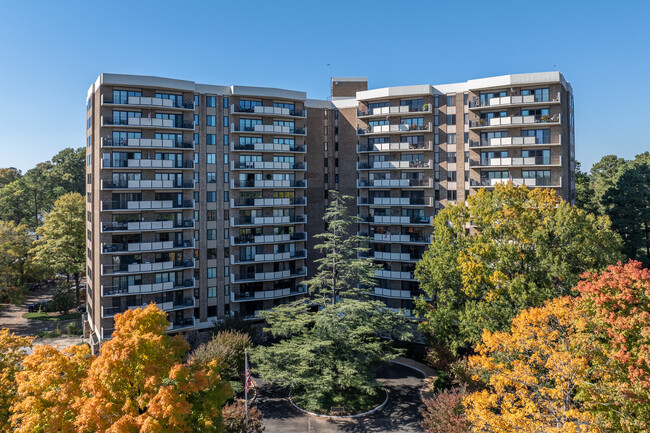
[415,182,622,353]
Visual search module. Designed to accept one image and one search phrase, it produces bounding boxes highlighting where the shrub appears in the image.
[420,385,471,433]
[50,284,76,314]
[221,401,264,433]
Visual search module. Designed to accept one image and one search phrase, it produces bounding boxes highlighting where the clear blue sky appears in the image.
[0,0,648,172]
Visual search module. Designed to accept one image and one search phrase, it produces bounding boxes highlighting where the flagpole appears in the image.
[245,348,249,432]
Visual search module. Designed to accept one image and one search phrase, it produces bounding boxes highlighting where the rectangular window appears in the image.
[448,133,456,144]
[207,229,217,240]
[207,154,216,164]
[223,134,229,146]
[206,191,216,202]
[194,95,199,107]
[224,266,229,277]
[224,191,229,202]
[224,172,229,183]
[224,154,229,164]
[223,96,229,108]
[206,172,216,183]
[194,114,199,125]
[224,228,229,239]
[208,286,217,298]
[324,158,328,167]
[447,152,457,163]
[207,268,217,279]
[447,171,457,182]
[446,115,456,125]
[194,133,199,145]
[206,96,216,107]
[207,210,216,221]
[206,115,216,126]
[223,116,229,127]
[206,134,216,145]
[447,190,457,200]
[447,95,456,106]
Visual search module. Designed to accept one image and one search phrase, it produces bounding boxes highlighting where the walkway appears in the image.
[256,362,430,433]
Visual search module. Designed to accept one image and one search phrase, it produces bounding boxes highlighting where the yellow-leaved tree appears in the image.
[464,297,598,433]
[0,329,33,431]
[75,304,231,433]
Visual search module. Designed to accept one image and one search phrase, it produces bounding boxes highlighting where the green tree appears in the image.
[0,221,31,289]
[574,161,598,214]
[415,183,622,354]
[0,168,21,189]
[252,298,411,413]
[50,147,86,195]
[50,283,77,314]
[604,158,650,267]
[303,191,378,303]
[590,154,627,214]
[30,193,85,299]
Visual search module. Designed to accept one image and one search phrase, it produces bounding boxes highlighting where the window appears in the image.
[207,153,216,164]
[206,191,216,202]
[446,115,456,125]
[223,116,229,127]
[194,114,199,125]
[194,153,199,164]
[208,286,217,298]
[224,154,229,164]
[207,249,217,260]
[464,151,469,163]
[224,172,229,183]
[224,191,229,202]
[224,266,229,277]
[224,285,230,296]
[87,136,91,147]
[463,93,468,106]
[464,113,469,125]
[434,115,439,126]
[324,158,328,167]
[324,174,328,183]
[447,152,457,163]
[206,115,216,126]
[521,88,550,102]
[206,134,216,145]
[447,133,456,144]
[206,96,216,107]
[223,96,229,108]
[434,95,439,108]
[224,228,229,239]
[87,173,91,184]
[207,268,217,279]
[447,190,457,200]
[207,229,217,240]
[447,95,456,106]
[194,172,199,183]
[207,172,216,183]
[223,134,228,145]
[207,210,216,221]
[447,171,457,182]
[194,133,199,144]
[194,95,199,107]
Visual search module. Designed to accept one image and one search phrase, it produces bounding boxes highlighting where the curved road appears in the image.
[255,363,424,433]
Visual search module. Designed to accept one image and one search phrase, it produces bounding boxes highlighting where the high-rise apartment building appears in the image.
[85,72,574,350]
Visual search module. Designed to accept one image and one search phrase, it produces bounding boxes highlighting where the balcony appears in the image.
[358,160,432,170]
[102,137,194,150]
[230,143,306,154]
[357,197,433,206]
[469,114,561,129]
[373,287,418,299]
[357,123,431,135]
[375,270,415,280]
[470,156,561,168]
[101,278,195,297]
[101,200,194,211]
[102,219,195,233]
[469,135,562,149]
[168,317,195,331]
[468,93,560,109]
[102,239,194,254]
[101,297,194,318]
[231,249,307,264]
[230,197,306,207]
[357,105,432,118]
[231,266,307,283]
[230,214,306,227]
[231,232,306,245]
[470,177,563,188]
[102,95,194,110]
[101,116,194,130]
[357,141,432,153]
[101,159,194,169]
[360,215,431,225]
[231,161,306,171]
[101,259,195,276]
[231,179,306,189]
[231,285,307,302]
[231,124,306,135]
[366,251,418,262]
[101,179,194,190]
[370,233,430,244]
[230,105,306,118]
[357,179,431,188]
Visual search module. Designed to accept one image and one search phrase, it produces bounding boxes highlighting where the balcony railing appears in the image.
[357,197,432,206]
[231,142,305,153]
[102,137,194,149]
[231,124,306,135]
[358,159,432,170]
[360,215,431,225]
[357,179,431,188]
[370,233,430,243]
[231,285,307,302]
[101,259,195,275]
[102,239,194,253]
[357,141,432,153]
[230,214,306,226]
[102,116,194,129]
[469,134,561,148]
[102,179,194,190]
[470,177,563,188]
[101,199,194,211]
[468,93,560,109]
[469,114,560,128]
[232,232,306,245]
[357,123,431,135]
[230,197,306,207]
[357,105,432,117]
[231,179,306,189]
[231,105,306,117]
[231,266,307,283]
[231,249,307,264]
[102,278,195,297]
[231,161,306,170]
[375,269,415,280]
[101,159,194,169]
[362,251,420,261]
[102,219,194,232]
[102,95,194,110]
[373,287,419,299]
[470,156,561,168]
[169,317,195,330]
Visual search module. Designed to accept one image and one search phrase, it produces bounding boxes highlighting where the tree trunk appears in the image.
[74,273,80,302]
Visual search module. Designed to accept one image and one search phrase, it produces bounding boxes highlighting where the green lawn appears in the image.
[23,312,82,322]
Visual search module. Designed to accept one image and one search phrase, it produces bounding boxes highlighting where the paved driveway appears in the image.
[256,363,424,433]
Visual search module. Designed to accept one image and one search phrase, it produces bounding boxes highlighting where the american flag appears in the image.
[245,349,252,393]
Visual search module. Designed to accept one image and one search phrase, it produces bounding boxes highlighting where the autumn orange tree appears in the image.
[464,297,599,433]
[11,344,91,432]
[75,304,231,433]
[415,182,622,354]
[0,329,33,431]
[575,261,650,432]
